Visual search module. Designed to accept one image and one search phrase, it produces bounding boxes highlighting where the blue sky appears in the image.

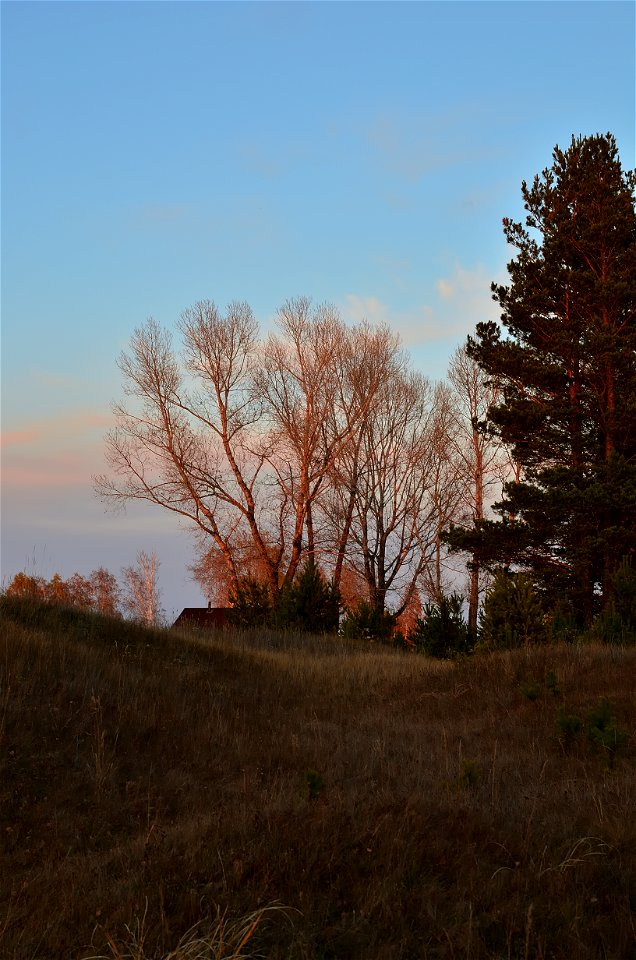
[2,0,634,618]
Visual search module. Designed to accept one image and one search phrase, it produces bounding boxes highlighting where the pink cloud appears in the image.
[2,409,114,489]
[4,410,112,441]
[3,463,88,489]
[0,428,41,447]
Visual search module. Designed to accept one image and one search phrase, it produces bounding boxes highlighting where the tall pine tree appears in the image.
[448,134,636,625]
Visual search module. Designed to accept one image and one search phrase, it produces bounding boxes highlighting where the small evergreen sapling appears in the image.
[275,559,340,634]
[340,599,397,642]
[478,569,547,649]
[410,593,473,658]
[591,558,636,645]
[228,577,273,628]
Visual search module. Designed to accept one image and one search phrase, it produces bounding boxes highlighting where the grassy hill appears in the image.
[1,596,635,959]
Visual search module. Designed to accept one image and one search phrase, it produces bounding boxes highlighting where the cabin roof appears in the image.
[173,606,230,628]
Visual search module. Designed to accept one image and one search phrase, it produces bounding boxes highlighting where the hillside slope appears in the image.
[1,597,635,959]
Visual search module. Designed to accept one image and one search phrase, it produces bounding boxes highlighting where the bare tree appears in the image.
[339,362,437,616]
[447,345,509,632]
[417,382,467,604]
[97,298,486,619]
[95,304,279,596]
[178,300,284,594]
[96,299,393,604]
[318,322,404,595]
[256,298,346,577]
[121,551,163,624]
[256,299,393,580]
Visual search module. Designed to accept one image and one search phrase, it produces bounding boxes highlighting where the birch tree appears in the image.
[255,298,378,578]
[96,303,281,597]
[121,550,162,624]
[417,381,466,604]
[344,364,437,616]
[96,299,390,603]
[447,345,508,631]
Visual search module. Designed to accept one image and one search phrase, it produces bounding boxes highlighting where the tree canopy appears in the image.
[447,133,636,624]
[96,299,477,617]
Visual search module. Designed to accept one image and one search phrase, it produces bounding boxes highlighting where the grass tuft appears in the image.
[84,902,290,960]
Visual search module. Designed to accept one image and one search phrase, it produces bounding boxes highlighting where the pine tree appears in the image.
[449,134,636,624]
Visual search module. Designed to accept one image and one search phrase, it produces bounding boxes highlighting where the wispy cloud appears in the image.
[342,262,502,350]
[132,204,192,227]
[0,428,40,447]
[433,262,501,332]
[236,138,312,182]
[238,142,284,179]
[370,253,413,288]
[367,115,450,181]
[2,409,113,488]
[436,278,454,300]
[3,451,96,488]
[342,294,434,346]
[365,109,483,183]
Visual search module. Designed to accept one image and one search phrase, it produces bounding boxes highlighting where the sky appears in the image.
[1,0,634,621]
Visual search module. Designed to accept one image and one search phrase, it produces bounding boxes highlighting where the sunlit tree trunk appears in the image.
[447,346,509,633]
[121,551,163,625]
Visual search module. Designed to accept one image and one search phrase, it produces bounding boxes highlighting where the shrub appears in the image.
[520,669,560,702]
[478,569,548,650]
[519,677,542,701]
[410,592,473,659]
[555,699,630,767]
[545,669,560,696]
[0,593,153,647]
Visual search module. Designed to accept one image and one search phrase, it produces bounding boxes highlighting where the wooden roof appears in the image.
[173,607,230,629]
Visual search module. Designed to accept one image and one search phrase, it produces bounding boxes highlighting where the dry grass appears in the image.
[83,901,289,959]
[1,596,635,959]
